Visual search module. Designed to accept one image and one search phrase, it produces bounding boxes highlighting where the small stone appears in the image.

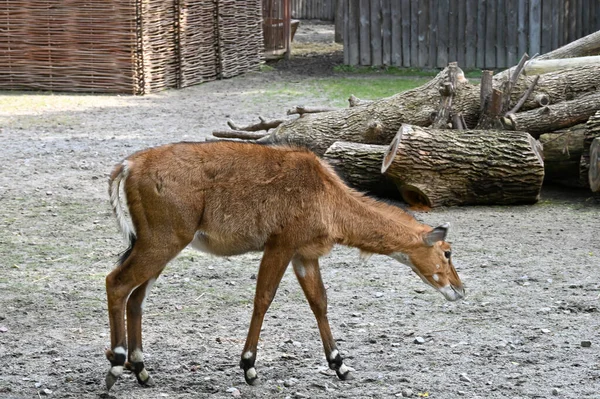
[40,389,53,395]
[226,387,241,397]
[414,288,426,294]
[401,388,413,397]
[541,328,551,334]
[459,373,472,383]
[46,191,53,196]
[413,337,425,345]
[581,340,592,348]
[374,292,384,298]
[552,388,561,395]
[294,392,309,399]
[0,326,8,333]
[284,378,298,387]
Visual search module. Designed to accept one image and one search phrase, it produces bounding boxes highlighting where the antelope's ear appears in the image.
[423,223,450,246]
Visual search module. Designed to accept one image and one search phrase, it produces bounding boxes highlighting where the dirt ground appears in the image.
[1,22,599,399]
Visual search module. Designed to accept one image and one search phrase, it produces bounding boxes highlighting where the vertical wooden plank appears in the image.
[381,0,393,66]
[506,0,517,66]
[448,0,458,63]
[344,0,350,64]
[418,0,430,67]
[540,0,552,54]
[529,0,541,56]
[465,0,477,69]
[410,0,419,67]
[347,0,361,65]
[370,0,383,66]
[359,0,371,65]
[437,0,449,67]
[401,0,411,66]
[485,0,496,68]
[454,0,465,66]
[582,0,590,35]
[551,0,560,49]
[429,0,439,68]
[496,0,506,67]
[576,0,583,39]
[476,0,487,68]
[390,0,402,66]
[518,0,529,57]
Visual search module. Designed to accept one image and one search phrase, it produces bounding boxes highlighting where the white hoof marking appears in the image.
[338,363,349,375]
[110,365,124,377]
[139,368,149,381]
[246,367,257,379]
[329,349,339,361]
[130,349,143,363]
[113,346,126,356]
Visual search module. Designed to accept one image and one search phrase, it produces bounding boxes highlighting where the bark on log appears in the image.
[536,30,600,60]
[503,91,600,137]
[580,112,600,188]
[523,56,600,76]
[323,141,398,197]
[258,66,600,154]
[539,126,586,187]
[589,138,600,192]
[381,125,544,207]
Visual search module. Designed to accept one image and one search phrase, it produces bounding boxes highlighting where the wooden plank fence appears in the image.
[291,0,335,20]
[343,0,600,69]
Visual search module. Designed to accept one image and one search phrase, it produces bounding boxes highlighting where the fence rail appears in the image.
[343,0,600,69]
[291,0,335,20]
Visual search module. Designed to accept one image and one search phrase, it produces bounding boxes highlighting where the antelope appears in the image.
[104,141,464,391]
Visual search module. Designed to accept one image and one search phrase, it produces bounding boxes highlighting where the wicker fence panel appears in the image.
[139,0,179,93]
[0,1,138,93]
[0,0,263,93]
[179,0,218,88]
[218,0,263,79]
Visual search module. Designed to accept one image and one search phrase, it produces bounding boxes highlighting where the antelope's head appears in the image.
[391,223,465,301]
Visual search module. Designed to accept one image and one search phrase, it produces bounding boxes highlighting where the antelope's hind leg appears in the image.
[292,255,352,381]
[105,239,188,391]
[125,276,160,387]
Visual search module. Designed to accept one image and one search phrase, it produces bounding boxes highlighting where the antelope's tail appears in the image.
[108,160,136,248]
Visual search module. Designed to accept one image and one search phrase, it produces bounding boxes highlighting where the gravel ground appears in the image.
[0,23,599,399]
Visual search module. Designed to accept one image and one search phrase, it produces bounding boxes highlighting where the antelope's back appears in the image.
[126,141,338,250]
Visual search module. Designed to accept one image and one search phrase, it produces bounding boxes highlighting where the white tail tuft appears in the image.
[109,160,136,243]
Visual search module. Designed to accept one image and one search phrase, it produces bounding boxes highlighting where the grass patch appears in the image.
[310,76,430,106]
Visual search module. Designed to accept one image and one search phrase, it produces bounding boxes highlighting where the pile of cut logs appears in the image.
[212,31,600,207]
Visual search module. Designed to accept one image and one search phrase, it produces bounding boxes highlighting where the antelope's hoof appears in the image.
[105,366,123,391]
[335,363,354,381]
[243,367,259,385]
[137,371,155,388]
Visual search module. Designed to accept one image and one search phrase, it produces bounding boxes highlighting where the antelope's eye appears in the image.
[444,250,452,259]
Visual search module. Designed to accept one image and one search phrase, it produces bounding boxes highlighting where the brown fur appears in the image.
[104,141,464,388]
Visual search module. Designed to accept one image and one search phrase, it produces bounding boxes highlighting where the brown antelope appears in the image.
[104,141,464,390]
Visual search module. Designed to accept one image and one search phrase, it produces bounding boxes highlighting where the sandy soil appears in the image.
[1,24,599,399]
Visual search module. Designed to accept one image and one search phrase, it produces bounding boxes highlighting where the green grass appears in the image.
[310,76,430,106]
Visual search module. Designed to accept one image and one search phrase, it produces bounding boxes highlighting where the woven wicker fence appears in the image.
[0,0,263,94]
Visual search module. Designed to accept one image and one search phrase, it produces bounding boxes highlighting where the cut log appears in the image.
[258,66,600,154]
[381,125,544,207]
[589,138,600,192]
[523,56,600,76]
[536,30,600,60]
[580,112,600,188]
[323,141,398,197]
[539,125,586,187]
[503,91,600,137]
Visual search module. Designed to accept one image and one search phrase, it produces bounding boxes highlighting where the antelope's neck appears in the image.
[333,193,424,255]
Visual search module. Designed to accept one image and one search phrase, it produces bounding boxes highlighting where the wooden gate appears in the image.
[263,0,294,58]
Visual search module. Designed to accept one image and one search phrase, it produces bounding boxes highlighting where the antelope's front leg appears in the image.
[240,245,294,385]
[292,256,352,380]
